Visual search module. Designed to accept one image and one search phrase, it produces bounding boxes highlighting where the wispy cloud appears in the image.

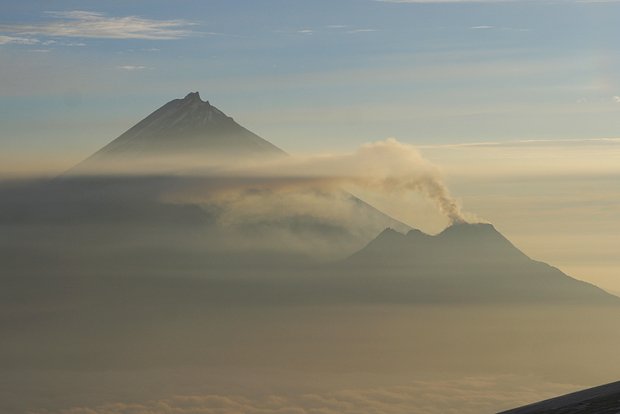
[420,137,620,149]
[0,10,197,40]
[288,26,378,35]
[0,35,39,45]
[116,65,149,71]
[347,28,378,34]
[41,39,86,47]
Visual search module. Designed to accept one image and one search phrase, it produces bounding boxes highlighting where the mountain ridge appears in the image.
[339,222,619,304]
[347,222,527,265]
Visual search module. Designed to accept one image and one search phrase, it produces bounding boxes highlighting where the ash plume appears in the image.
[236,138,466,224]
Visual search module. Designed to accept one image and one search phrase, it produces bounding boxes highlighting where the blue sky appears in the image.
[2,0,620,155]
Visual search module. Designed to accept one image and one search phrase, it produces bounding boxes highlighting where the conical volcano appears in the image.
[85,92,285,164]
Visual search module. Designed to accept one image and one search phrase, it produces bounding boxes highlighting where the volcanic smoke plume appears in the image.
[198,138,467,225]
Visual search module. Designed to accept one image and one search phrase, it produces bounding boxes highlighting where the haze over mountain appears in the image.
[2,92,620,414]
[10,92,412,263]
[335,223,618,304]
[6,92,616,305]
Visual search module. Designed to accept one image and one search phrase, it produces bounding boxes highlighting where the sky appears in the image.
[2,0,620,154]
[1,0,619,290]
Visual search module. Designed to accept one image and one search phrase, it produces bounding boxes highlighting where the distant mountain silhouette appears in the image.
[348,223,527,266]
[336,223,618,304]
[82,91,284,167]
[43,92,617,304]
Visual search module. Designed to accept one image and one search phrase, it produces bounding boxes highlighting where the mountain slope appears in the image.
[338,223,618,304]
[84,92,285,165]
[346,223,527,267]
[498,380,620,414]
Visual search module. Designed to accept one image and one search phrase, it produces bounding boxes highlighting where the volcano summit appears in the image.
[83,92,285,167]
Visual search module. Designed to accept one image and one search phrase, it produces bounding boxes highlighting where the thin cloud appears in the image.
[289,26,378,35]
[419,137,620,149]
[0,10,198,40]
[41,39,86,47]
[0,35,39,45]
[470,25,495,29]
[116,65,149,71]
[347,28,378,34]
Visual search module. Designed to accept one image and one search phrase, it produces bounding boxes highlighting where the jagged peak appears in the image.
[183,91,203,102]
[180,92,227,118]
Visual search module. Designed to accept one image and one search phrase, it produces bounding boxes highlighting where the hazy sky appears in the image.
[1,0,619,290]
[2,0,620,153]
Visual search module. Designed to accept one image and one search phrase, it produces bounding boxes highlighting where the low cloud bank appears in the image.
[41,375,578,414]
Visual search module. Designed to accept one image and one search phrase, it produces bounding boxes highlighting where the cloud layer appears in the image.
[40,376,578,414]
[79,138,466,225]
